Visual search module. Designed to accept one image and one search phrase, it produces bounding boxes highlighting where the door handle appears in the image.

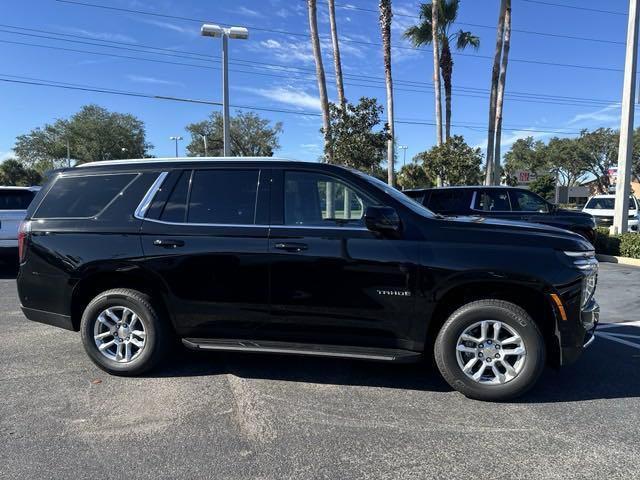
[153,239,185,249]
[274,242,308,252]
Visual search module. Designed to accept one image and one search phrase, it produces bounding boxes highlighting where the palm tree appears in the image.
[492,0,511,184]
[404,0,480,140]
[307,0,333,164]
[328,0,346,110]
[379,0,395,186]
[485,0,507,185]
[431,0,443,148]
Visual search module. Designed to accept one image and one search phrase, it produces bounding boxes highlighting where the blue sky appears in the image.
[0,0,632,164]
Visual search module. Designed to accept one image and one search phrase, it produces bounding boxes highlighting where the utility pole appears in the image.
[202,134,209,156]
[399,145,408,167]
[66,138,71,167]
[613,0,640,234]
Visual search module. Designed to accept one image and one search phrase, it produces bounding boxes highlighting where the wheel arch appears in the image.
[426,277,561,367]
[70,266,174,332]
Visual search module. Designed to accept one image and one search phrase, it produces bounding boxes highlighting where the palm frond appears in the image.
[404,22,434,46]
[455,30,480,50]
[442,0,460,24]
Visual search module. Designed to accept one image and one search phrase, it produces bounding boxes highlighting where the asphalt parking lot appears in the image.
[1,260,639,479]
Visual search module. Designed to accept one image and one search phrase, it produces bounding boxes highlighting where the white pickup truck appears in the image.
[0,186,40,256]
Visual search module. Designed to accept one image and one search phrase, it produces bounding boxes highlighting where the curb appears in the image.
[597,254,640,267]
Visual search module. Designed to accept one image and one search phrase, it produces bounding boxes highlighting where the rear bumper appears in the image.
[21,306,74,331]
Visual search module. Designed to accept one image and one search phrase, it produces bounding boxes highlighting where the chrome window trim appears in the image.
[134,171,169,220]
[135,172,368,231]
[140,215,368,231]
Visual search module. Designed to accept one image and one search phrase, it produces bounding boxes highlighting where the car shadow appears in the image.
[149,330,640,402]
[0,258,18,279]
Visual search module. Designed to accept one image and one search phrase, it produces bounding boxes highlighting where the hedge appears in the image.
[593,227,640,259]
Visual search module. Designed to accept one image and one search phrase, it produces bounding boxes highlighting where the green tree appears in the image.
[14,104,152,172]
[326,97,390,174]
[529,174,555,200]
[414,135,482,185]
[397,162,433,189]
[404,0,480,139]
[574,128,618,193]
[185,111,282,157]
[0,159,42,186]
[544,137,587,186]
[503,137,547,174]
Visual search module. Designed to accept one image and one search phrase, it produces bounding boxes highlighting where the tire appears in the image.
[434,299,545,401]
[80,288,170,376]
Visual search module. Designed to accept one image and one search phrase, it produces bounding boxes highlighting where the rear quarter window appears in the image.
[0,190,35,210]
[34,173,137,218]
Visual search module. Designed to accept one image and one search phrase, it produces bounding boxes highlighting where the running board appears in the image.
[182,338,422,363]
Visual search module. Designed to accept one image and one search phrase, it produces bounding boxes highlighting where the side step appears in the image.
[182,338,422,363]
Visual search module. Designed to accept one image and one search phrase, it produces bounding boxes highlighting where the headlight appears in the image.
[563,251,598,308]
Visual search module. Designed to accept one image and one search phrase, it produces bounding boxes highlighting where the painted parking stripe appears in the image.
[595,331,640,350]
[597,320,640,330]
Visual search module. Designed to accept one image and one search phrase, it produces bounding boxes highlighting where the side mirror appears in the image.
[364,206,401,234]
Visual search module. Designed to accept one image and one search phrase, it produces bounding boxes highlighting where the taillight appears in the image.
[18,220,31,263]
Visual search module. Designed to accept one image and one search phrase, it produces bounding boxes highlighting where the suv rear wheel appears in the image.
[434,299,545,401]
[80,288,169,376]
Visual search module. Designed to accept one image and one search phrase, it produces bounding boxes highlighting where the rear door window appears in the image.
[160,170,190,223]
[187,169,260,225]
[427,189,469,213]
[0,190,35,210]
[473,189,511,212]
[34,173,137,218]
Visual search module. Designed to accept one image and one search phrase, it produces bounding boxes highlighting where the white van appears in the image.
[0,186,41,255]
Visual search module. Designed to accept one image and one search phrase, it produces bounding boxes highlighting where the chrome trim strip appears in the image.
[140,215,368,231]
[134,172,169,220]
[77,157,293,168]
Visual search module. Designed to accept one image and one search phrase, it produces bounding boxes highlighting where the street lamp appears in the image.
[169,136,183,157]
[201,134,209,157]
[201,23,249,157]
[399,145,408,167]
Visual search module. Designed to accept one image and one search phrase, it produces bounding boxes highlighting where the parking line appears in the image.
[595,331,640,350]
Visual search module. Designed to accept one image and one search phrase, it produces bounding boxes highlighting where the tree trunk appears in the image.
[380,0,395,186]
[328,0,346,110]
[492,0,511,185]
[485,0,507,186]
[307,0,333,164]
[432,0,443,148]
[432,0,443,186]
[440,38,453,141]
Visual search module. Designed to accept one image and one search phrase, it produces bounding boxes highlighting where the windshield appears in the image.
[353,171,436,218]
[585,196,637,210]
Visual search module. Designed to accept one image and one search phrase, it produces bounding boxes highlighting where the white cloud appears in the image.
[139,19,197,36]
[126,74,183,86]
[568,104,621,126]
[254,35,365,66]
[242,86,321,111]
[59,27,138,43]
[235,6,262,17]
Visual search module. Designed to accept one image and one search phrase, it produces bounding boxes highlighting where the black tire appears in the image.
[80,288,170,376]
[434,299,546,401]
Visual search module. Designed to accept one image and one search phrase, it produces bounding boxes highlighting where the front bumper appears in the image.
[558,298,599,365]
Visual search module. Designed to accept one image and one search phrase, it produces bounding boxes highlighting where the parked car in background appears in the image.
[582,194,639,232]
[404,186,597,243]
[0,186,40,258]
[17,158,598,401]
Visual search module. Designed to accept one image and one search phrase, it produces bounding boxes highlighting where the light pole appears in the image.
[399,145,408,167]
[170,136,183,157]
[201,24,249,157]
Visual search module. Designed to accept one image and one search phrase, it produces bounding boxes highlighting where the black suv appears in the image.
[405,186,596,243]
[17,159,599,401]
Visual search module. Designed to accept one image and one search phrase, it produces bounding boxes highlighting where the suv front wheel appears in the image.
[80,288,170,376]
[434,299,545,401]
